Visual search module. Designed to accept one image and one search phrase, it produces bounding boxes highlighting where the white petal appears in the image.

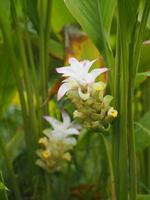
[63,78,79,91]
[44,116,62,129]
[69,57,83,74]
[66,128,79,135]
[50,130,64,140]
[80,59,97,73]
[90,68,108,81]
[98,67,108,74]
[64,137,77,146]
[57,83,70,100]
[61,72,79,79]
[56,66,71,74]
[68,57,79,66]
[61,111,71,128]
[57,67,78,79]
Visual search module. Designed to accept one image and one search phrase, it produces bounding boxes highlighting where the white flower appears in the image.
[36,111,81,172]
[56,57,108,100]
[43,110,81,146]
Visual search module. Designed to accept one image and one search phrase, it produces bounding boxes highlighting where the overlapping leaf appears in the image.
[64,0,115,65]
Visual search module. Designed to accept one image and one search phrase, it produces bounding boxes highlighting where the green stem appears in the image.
[128,82,137,200]
[0,15,30,149]
[39,0,47,115]
[147,149,150,189]
[10,0,40,182]
[112,19,121,199]
[23,2,42,137]
[10,0,38,146]
[0,137,22,200]
[114,2,129,199]
[126,36,137,200]
[142,76,150,190]
[127,2,150,198]
[44,0,52,92]
[100,134,116,200]
[0,170,8,200]
[45,173,52,199]
[39,0,52,116]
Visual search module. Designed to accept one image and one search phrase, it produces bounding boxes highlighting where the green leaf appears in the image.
[139,42,150,72]
[31,35,64,60]
[0,44,16,116]
[98,0,116,35]
[125,0,140,39]
[49,39,64,60]
[137,71,150,76]
[51,0,75,33]
[137,194,150,200]
[0,0,10,21]
[6,130,24,162]
[135,112,150,152]
[64,0,115,65]
[25,0,39,30]
[138,1,150,29]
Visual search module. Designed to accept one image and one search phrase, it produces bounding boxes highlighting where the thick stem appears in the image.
[116,30,128,200]
[112,19,121,199]
[128,82,137,200]
[128,1,150,198]
[114,2,129,200]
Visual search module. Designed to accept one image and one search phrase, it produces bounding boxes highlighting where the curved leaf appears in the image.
[64,0,115,65]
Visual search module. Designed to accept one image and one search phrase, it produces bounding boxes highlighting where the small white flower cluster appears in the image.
[56,57,118,130]
[36,111,81,172]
